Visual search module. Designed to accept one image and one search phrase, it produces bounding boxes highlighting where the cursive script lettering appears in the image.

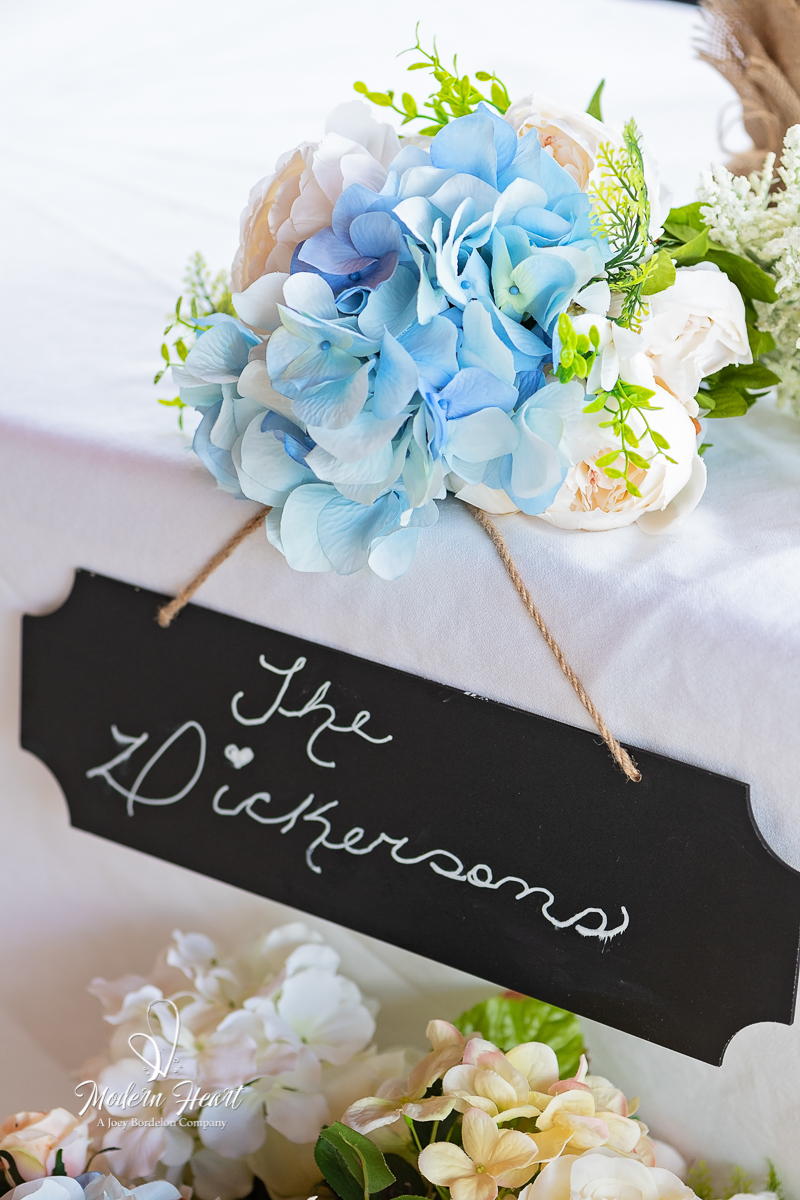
[213,790,629,942]
[87,723,206,816]
[231,656,392,767]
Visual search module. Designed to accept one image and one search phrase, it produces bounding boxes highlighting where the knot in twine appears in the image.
[157,503,641,782]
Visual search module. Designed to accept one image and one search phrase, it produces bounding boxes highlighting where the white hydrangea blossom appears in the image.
[698,126,800,412]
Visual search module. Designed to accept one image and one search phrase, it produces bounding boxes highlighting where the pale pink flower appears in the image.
[343,1020,465,1133]
[0,1110,90,1181]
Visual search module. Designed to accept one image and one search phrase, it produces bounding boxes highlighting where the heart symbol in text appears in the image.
[224,744,254,770]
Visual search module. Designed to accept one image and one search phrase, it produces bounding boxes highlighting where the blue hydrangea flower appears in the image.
[180,103,614,576]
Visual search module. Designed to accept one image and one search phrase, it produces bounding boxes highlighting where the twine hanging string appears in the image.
[466,506,641,783]
[156,502,640,782]
[156,506,271,628]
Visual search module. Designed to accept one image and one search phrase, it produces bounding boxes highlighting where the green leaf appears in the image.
[665,202,706,233]
[712,362,781,389]
[175,338,188,362]
[586,78,605,121]
[640,249,676,296]
[705,248,777,303]
[620,423,639,447]
[353,82,369,94]
[604,467,624,479]
[366,91,393,107]
[583,394,607,413]
[161,343,170,363]
[490,81,509,112]
[596,450,621,468]
[407,63,430,70]
[315,1137,364,1200]
[318,1124,395,1197]
[401,93,417,118]
[52,1151,67,1177]
[670,228,709,262]
[475,71,491,81]
[698,442,713,456]
[418,124,444,136]
[454,994,584,1078]
[702,384,749,418]
[747,323,775,357]
[626,451,651,470]
[649,429,670,450]
[625,478,642,498]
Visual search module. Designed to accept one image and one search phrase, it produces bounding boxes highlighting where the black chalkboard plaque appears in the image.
[20,570,800,1065]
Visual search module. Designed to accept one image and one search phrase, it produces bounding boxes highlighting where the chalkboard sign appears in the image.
[20,570,800,1065]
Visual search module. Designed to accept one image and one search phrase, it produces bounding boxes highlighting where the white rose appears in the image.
[522,1149,697,1200]
[231,102,401,330]
[538,380,705,534]
[504,95,619,190]
[644,263,752,418]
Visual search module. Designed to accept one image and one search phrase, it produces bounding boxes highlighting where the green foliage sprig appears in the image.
[556,314,673,500]
[555,313,600,385]
[155,253,236,428]
[583,380,673,499]
[354,28,510,136]
[590,120,664,328]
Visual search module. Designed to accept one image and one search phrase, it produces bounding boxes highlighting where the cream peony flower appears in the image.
[539,380,705,534]
[522,1148,697,1200]
[504,96,619,191]
[644,263,752,418]
[0,1111,90,1182]
[343,1019,464,1133]
[230,102,401,329]
[419,1107,540,1200]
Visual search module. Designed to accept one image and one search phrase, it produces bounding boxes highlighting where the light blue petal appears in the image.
[279,484,337,571]
[429,109,499,187]
[405,499,439,528]
[446,407,518,461]
[429,174,499,222]
[459,300,516,385]
[317,492,402,575]
[308,409,406,460]
[210,392,265,450]
[192,401,244,495]
[282,272,339,319]
[397,165,454,200]
[236,414,313,505]
[358,264,418,339]
[372,331,419,419]
[306,441,395,486]
[349,211,404,259]
[439,367,517,418]
[179,382,224,410]
[291,362,370,429]
[399,316,458,389]
[368,526,420,579]
[389,145,432,175]
[184,322,251,383]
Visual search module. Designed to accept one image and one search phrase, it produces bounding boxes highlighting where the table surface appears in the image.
[2,0,799,1187]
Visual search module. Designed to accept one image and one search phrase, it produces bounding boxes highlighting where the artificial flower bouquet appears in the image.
[0,925,786,1200]
[156,36,786,580]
